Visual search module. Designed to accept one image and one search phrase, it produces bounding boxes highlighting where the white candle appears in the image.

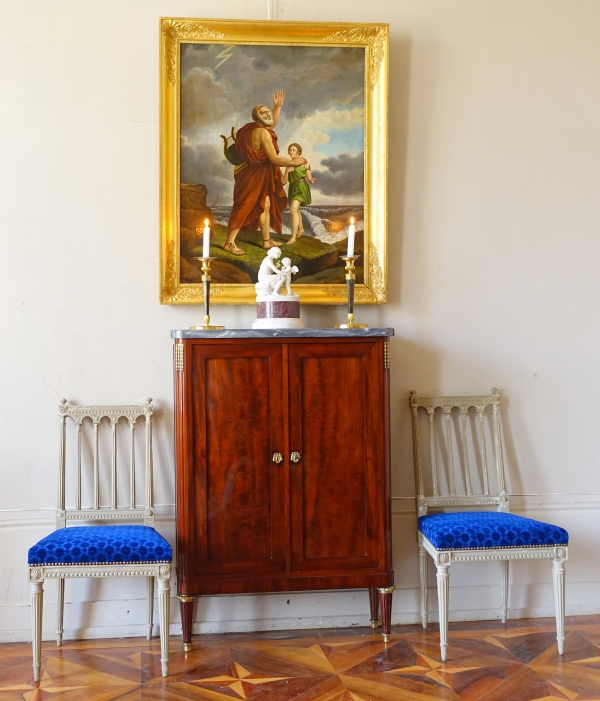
[347,217,355,257]
[202,219,210,258]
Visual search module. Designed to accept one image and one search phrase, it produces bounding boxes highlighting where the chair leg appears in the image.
[157,576,170,677]
[501,560,509,624]
[56,578,64,646]
[553,558,566,655]
[436,564,450,661]
[146,577,154,641]
[419,544,428,629]
[31,581,44,682]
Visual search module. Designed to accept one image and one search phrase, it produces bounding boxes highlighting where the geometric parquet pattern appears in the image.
[3,615,600,700]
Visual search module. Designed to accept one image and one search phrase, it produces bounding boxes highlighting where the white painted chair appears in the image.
[410,389,568,661]
[28,399,171,681]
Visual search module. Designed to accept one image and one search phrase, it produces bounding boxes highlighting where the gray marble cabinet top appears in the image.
[171,328,394,339]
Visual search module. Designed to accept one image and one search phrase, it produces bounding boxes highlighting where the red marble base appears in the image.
[256,300,301,319]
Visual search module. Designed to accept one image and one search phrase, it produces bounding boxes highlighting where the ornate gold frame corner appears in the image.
[159,18,388,305]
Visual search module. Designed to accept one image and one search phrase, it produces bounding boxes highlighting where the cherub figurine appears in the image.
[272,257,299,296]
[252,250,304,328]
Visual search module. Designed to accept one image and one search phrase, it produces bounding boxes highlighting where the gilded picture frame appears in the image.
[160,18,388,305]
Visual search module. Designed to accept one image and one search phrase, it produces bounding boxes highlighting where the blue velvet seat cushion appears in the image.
[28,525,172,565]
[418,511,568,550]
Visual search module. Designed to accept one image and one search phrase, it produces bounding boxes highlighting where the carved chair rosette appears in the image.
[27,400,172,681]
[410,389,569,661]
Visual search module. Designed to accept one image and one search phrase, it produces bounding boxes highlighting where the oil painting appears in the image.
[160,19,388,304]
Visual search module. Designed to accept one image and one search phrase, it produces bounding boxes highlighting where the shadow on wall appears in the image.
[390,37,440,314]
[386,35,412,308]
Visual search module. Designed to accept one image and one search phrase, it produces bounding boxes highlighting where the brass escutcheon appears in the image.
[291,452,301,463]
[272,452,283,464]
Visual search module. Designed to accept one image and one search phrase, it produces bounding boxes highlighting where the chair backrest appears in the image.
[56,399,154,529]
[409,389,508,517]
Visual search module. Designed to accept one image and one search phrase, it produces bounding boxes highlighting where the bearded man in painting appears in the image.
[224,90,307,256]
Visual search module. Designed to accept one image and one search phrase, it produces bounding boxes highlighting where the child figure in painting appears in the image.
[283,143,315,244]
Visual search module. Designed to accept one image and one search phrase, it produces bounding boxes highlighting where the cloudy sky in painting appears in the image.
[180,43,365,206]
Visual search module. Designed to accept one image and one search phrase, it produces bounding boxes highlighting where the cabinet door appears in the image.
[187,342,287,576]
[288,342,386,573]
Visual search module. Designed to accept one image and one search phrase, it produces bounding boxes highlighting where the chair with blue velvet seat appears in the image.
[410,389,568,661]
[28,399,172,681]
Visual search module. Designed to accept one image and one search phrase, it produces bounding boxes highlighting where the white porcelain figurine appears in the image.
[252,248,304,329]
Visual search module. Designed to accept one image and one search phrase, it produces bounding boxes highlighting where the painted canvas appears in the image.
[179,44,365,286]
[160,19,388,305]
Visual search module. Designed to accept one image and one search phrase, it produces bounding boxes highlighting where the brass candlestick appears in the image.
[334,255,369,329]
[189,257,224,330]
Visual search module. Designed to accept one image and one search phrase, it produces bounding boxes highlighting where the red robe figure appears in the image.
[224,90,307,257]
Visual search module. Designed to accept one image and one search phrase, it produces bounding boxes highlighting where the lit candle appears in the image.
[202,219,210,258]
[347,217,355,257]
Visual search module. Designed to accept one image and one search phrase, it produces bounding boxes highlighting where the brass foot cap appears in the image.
[184,643,191,652]
[370,620,379,629]
[382,633,391,643]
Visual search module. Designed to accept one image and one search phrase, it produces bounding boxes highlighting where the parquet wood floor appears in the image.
[3,615,600,700]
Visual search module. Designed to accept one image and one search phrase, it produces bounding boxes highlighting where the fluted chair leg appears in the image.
[56,578,64,646]
[553,558,566,655]
[436,564,449,661]
[501,561,509,623]
[146,576,154,640]
[419,545,428,628]
[158,577,170,677]
[31,581,44,682]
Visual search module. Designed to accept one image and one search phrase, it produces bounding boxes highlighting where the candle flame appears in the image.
[204,218,209,226]
[350,217,355,224]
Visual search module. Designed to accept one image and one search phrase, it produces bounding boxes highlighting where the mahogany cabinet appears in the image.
[172,329,394,647]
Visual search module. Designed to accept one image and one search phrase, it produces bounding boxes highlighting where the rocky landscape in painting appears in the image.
[179,183,364,285]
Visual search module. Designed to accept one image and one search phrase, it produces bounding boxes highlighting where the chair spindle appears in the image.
[411,405,424,499]
[129,420,136,509]
[444,410,456,495]
[428,410,439,496]
[145,407,153,510]
[93,419,100,510]
[492,400,506,493]
[58,411,66,514]
[477,408,490,495]
[460,409,472,496]
[75,422,82,510]
[111,419,117,509]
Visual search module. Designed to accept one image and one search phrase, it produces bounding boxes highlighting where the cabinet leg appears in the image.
[368,588,379,628]
[378,585,395,643]
[178,595,194,652]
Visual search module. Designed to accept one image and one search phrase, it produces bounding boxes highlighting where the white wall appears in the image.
[2,0,600,640]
